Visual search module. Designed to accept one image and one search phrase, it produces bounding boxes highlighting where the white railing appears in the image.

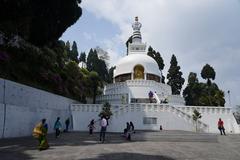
[104,80,171,95]
[71,104,103,112]
[177,106,232,114]
[96,93,128,104]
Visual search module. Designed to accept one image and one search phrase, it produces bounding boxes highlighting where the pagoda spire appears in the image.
[127,16,146,55]
[132,16,142,43]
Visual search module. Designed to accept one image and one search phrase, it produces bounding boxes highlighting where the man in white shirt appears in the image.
[99,116,107,143]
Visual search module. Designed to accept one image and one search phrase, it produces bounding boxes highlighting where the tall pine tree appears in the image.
[86,48,109,82]
[79,52,86,62]
[87,49,98,72]
[147,46,165,83]
[70,41,79,63]
[167,54,185,95]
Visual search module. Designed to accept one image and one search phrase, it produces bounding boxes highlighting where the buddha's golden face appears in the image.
[134,65,144,79]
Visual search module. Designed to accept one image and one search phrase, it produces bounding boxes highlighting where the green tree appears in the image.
[198,83,225,106]
[147,46,165,83]
[70,41,79,63]
[192,109,202,132]
[99,102,113,119]
[87,48,109,82]
[201,64,217,106]
[167,54,185,95]
[79,52,86,62]
[201,64,216,85]
[214,90,225,106]
[63,61,84,100]
[66,41,71,52]
[183,72,200,105]
[183,72,225,106]
[97,59,109,83]
[87,49,98,72]
[147,46,165,70]
[88,71,102,104]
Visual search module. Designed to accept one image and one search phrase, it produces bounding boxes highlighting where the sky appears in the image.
[61,0,240,107]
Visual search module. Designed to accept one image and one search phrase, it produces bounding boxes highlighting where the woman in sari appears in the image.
[33,119,49,150]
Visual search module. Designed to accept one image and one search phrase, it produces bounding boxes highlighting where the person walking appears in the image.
[130,121,135,133]
[32,119,49,150]
[218,118,226,135]
[54,117,62,138]
[64,118,70,132]
[99,116,107,143]
[124,122,131,141]
[88,119,95,135]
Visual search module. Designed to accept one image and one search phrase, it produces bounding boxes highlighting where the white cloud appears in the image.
[82,0,240,106]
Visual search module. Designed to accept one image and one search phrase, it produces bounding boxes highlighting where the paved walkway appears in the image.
[0,131,240,160]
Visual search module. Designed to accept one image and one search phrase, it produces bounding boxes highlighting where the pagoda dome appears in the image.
[113,17,162,83]
[114,53,162,82]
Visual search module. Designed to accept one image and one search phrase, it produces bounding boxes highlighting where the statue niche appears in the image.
[134,65,144,79]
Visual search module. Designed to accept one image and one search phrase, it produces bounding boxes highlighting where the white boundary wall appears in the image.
[71,104,240,134]
[71,104,209,133]
[177,106,240,133]
[0,78,78,138]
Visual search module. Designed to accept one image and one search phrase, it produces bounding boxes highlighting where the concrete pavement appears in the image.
[0,131,239,160]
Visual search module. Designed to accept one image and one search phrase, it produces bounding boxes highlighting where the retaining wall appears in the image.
[0,78,78,138]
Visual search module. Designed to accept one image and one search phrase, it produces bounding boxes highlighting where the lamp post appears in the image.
[227,90,231,107]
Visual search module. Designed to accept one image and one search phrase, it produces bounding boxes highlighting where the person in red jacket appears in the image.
[218,118,226,135]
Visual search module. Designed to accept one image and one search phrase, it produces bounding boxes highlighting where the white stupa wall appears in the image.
[103,80,172,101]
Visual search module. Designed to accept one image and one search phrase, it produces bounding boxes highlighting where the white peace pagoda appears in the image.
[96,16,184,105]
[71,17,240,134]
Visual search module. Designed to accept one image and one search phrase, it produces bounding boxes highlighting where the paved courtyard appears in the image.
[0,130,240,160]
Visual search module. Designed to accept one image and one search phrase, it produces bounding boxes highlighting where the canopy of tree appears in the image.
[87,48,110,83]
[183,71,225,106]
[201,64,216,85]
[79,52,86,62]
[0,1,105,102]
[0,0,82,46]
[0,37,103,102]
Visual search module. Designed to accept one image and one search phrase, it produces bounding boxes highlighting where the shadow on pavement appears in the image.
[0,131,137,160]
[81,152,176,160]
[0,131,217,160]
